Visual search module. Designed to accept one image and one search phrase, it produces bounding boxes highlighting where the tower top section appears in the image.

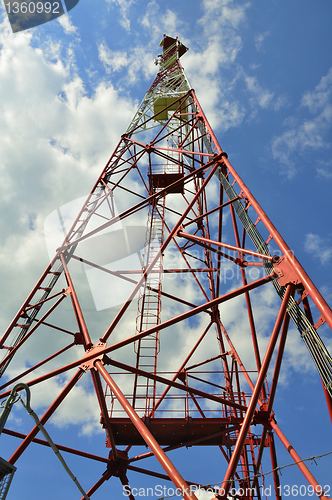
[156,35,188,71]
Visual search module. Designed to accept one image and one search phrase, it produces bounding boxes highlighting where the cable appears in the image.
[1,383,90,500]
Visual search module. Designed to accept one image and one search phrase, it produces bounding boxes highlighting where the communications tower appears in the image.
[0,36,331,500]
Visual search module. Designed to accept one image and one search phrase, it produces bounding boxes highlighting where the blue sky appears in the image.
[0,1,331,499]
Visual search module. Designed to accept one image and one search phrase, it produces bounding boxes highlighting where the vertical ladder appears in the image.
[133,200,164,417]
[132,120,183,417]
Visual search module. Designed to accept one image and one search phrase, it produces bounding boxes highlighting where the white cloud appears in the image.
[273,93,289,111]
[244,74,274,109]
[317,164,332,179]
[199,0,250,32]
[106,0,135,31]
[271,67,332,176]
[140,0,184,39]
[254,31,269,51]
[99,1,185,84]
[57,14,78,34]
[301,67,332,113]
[304,233,332,265]
[98,41,155,84]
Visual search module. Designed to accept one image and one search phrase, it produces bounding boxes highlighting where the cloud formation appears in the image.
[0,15,139,433]
[305,233,332,266]
[272,67,332,176]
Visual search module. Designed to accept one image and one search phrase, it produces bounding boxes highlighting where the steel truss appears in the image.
[0,36,331,500]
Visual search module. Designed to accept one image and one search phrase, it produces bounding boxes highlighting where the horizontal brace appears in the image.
[150,146,216,158]
[24,289,69,312]
[84,268,218,274]
[2,428,108,463]
[178,230,276,262]
[127,464,202,486]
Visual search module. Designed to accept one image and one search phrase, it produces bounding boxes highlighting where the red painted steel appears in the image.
[177,230,276,262]
[267,432,282,500]
[0,34,330,500]
[3,428,109,463]
[217,284,294,498]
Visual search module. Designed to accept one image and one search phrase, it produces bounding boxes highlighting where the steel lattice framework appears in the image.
[0,36,331,500]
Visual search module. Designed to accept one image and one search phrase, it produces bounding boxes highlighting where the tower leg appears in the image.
[270,421,330,500]
[217,283,294,498]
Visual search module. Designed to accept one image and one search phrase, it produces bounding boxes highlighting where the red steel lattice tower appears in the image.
[0,36,331,500]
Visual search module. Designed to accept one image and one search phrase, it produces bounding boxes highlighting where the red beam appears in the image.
[0,294,66,370]
[218,284,294,497]
[178,230,275,262]
[0,342,75,392]
[60,253,92,349]
[2,428,108,463]
[191,88,332,328]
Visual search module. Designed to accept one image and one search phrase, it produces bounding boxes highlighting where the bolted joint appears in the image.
[74,332,85,345]
[273,255,301,287]
[80,341,107,372]
[210,307,220,323]
[216,153,228,175]
[235,257,246,267]
[176,225,184,237]
[107,449,129,477]
[253,403,272,429]
[177,369,187,384]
